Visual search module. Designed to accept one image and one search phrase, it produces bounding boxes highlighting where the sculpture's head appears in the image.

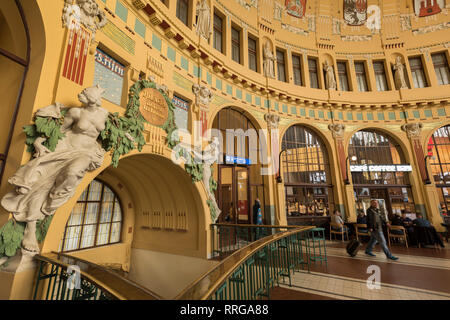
[78,85,105,108]
[77,0,99,16]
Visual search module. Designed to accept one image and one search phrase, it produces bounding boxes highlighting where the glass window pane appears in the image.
[63,226,81,251]
[110,222,121,243]
[100,201,114,223]
[96,223,111,246]
[87,180,102,201]
[80,224,96,249]
[68,203,85,226]
[84,203,99,224]
[113,199,122,222]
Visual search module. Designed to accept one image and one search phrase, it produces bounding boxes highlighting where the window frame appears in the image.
[354,61,369,92]
[432,52,450,86]
[276,49,287,82]
[337,61,350,91]
[409,56,428,89]
[373,60,389,92]
[60,179,123,252]
[248,35,258,72]
[231,25,242,64]
[292,53,303,86]
[308,57,320,89]
[176,0,190,27]
[213,10,224,54]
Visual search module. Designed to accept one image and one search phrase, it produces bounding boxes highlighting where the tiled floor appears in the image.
[272,240,450,300]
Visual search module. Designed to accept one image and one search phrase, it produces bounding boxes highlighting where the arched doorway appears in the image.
[281,125,334,222]
[348,130,415,220]
[0,0,30,181]
[211,107,265,224]
[428,125,450,217]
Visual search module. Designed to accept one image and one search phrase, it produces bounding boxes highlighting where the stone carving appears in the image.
[195,0,212,41]
[264,113,280,129]
[332,19,342,35]
[62,0,107,40]
[192,84,213,107]
[192,84,213,137]
[393,56,409,90]
[0,85,108,268]
[344,0,367,26]
[324,61,337,90]
[402,123,423,138]
[328,123,346,139]
[194,137,221,223]
[341,35,372,41]
[400,15,412,31]
[263,42,276,79]
[281,23,309,36]
[412,22,450,35]
[274,1,283,21]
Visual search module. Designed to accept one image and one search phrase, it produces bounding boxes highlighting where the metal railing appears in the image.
[33,252,162,300]
[176,226,314,300]
[211,223,303,259]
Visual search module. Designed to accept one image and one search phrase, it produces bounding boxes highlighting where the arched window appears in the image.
[61,180,122,252]
[281,125,333,218]
[348,130,415,218]
[429,125,450,215]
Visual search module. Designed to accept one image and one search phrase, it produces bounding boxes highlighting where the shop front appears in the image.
[212,107,265,224]
[281,125,334,225]
[348,130,416,220]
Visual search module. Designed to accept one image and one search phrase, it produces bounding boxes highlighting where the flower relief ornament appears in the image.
[0,85,109,271]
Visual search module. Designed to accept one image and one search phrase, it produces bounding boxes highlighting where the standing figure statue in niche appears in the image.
[194,137,221,223]
[263,42,276,79]
[195,0,212,41]
[1,85,108,263]
[393,56,408,90]
[324,60,337,90]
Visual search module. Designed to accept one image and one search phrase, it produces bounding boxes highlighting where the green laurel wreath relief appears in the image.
[0,216,53,260]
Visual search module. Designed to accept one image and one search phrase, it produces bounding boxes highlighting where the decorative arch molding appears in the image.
[42,148,210,260]
[208,105,266,133]
[344,125,413,164]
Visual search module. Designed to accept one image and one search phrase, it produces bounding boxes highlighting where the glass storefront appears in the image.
[212,107,265,224]
[349,130,415,220]
[281,125,334,219]
[429,125,450,216]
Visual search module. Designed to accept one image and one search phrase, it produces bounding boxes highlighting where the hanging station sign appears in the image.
[350,164,413,172]
[225,155,252,165]
[138,88,168,126]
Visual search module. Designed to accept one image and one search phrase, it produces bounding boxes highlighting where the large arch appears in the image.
[42,151,210,263]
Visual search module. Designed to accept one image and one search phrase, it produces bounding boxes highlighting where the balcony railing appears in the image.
[176,225,315,300]
[33,252,162,300]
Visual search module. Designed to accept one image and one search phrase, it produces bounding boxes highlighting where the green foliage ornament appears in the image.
[0,219,25,258]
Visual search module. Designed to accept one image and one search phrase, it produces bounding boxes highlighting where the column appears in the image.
[401,123,445,230]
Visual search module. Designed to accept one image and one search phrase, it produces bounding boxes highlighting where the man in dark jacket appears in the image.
[365,200,399,261]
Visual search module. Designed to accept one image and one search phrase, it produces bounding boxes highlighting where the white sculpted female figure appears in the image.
[1,85,108,259]
[263,42,276,78]
[194,137,221,223]
[324,60,337,90]
[393,56,408,89]
[195,0,211,41]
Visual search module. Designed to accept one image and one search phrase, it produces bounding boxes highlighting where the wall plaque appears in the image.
[139,88,168,126]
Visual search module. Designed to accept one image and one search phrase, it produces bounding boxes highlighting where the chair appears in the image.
[329,222,348,241]
[388,225,408,248]
[355,224,370,242]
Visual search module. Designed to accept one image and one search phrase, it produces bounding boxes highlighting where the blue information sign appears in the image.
[224,155,251,165]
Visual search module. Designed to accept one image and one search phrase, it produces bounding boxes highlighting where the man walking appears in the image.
[365,200,399,261]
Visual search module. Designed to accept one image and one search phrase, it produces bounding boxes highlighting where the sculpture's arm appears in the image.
[33,137,51,158]
[60,107,80,133]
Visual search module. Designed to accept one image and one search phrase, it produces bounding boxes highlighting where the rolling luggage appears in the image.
[346,239,361,257]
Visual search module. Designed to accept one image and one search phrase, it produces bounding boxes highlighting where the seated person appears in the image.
[390,213,405,235]
[356,210,368,232]
[331,210,350,233]
[413,214,445,248]
[401,212,414,233]
[413,214,431,227]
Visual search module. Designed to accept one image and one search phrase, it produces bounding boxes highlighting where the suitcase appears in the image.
[346,239,361,257]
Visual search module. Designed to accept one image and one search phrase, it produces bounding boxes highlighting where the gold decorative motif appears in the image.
[139,88,168,126]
